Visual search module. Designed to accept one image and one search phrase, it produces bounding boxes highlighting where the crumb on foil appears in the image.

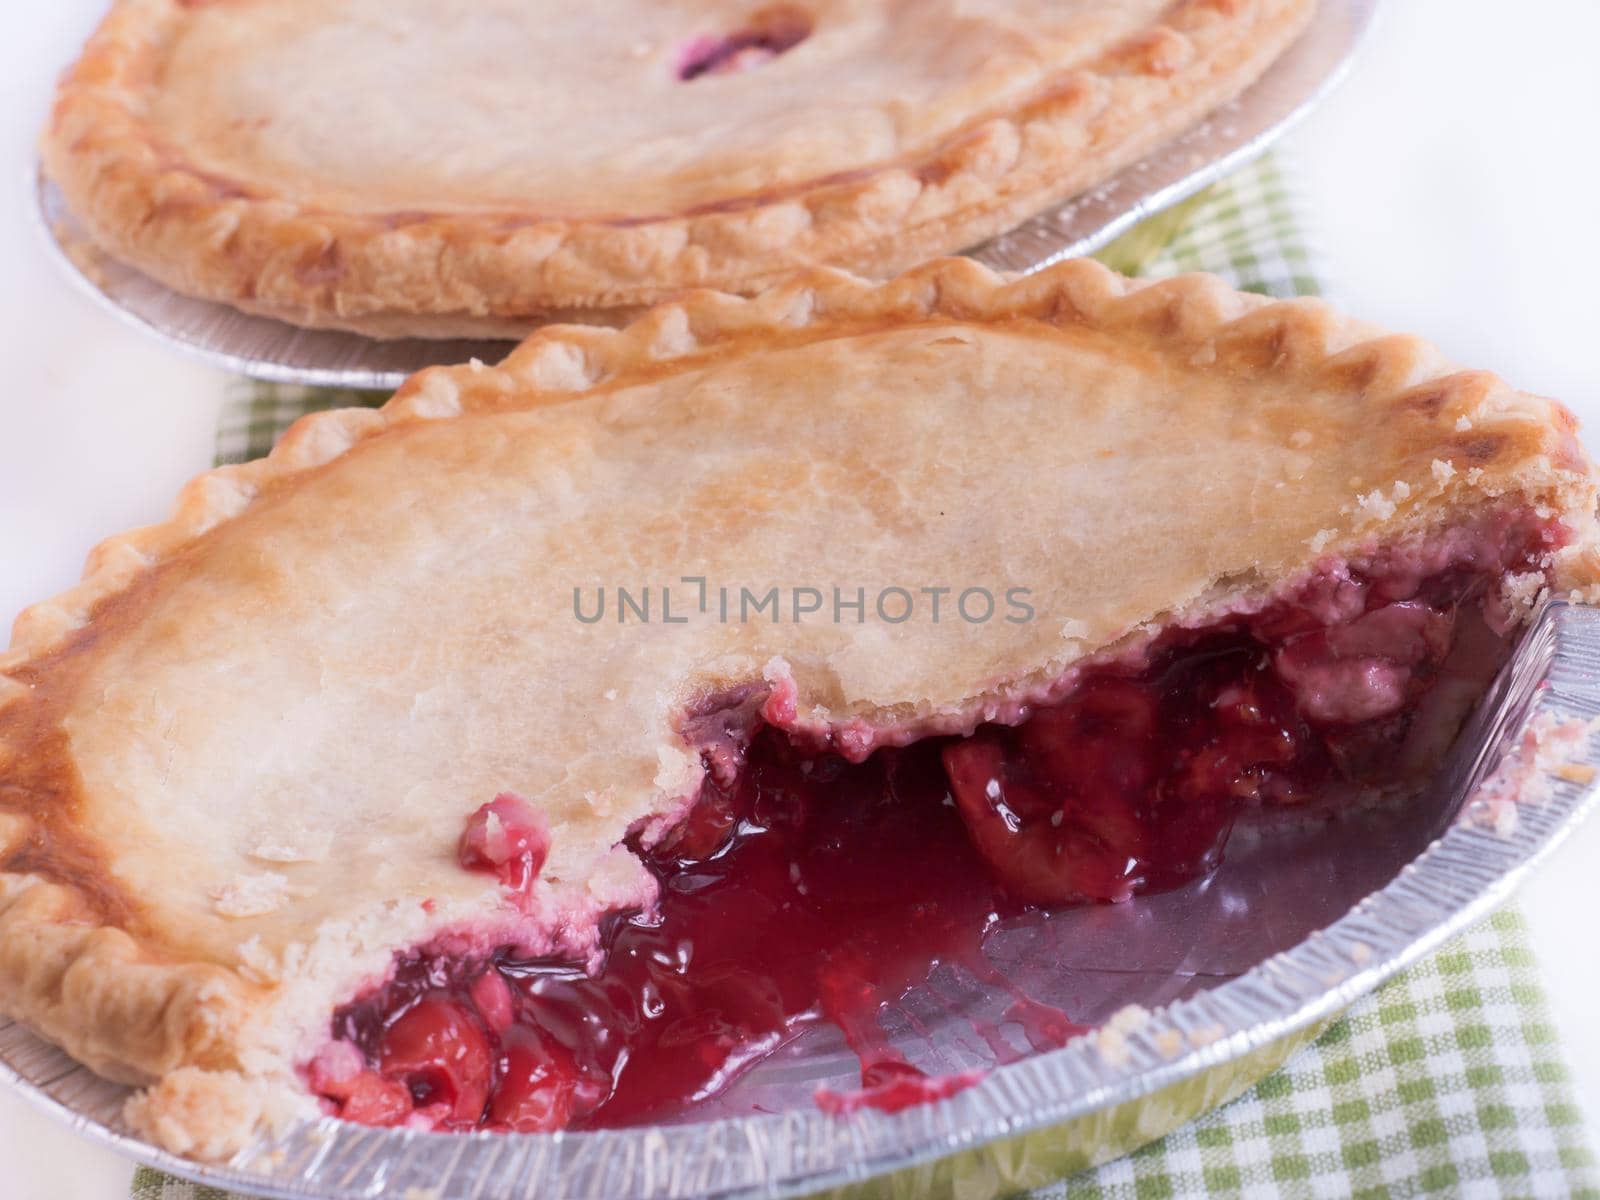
[1465,712,1600,838]
[1091,1004,1151,1068]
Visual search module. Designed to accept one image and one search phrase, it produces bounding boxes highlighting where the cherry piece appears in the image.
[469,969,515,1036]
[458,793,550,896]
[333,1071,414,1126]
[305,1043,413,1127]
[488,1028,608,1132]
[374,995,492,1128]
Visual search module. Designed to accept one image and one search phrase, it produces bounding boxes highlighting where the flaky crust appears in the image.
[1,258,1596,1159]
[42,0,1314,336]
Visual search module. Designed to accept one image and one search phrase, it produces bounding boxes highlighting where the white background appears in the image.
[2,2,1598,1195]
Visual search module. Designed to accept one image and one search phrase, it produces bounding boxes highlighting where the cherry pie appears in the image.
[1,259,1596,1159]
[43,0,1314,336]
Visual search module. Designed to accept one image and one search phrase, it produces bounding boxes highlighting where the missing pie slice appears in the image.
[43,0,1314,336]
[1,259,1596,1159]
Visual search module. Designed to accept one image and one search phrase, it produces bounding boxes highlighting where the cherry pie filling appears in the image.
[310,515,1564,1133]
[677,8,812,81]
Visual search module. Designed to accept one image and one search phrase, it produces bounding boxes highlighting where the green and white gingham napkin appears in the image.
[135,154,1600,1200]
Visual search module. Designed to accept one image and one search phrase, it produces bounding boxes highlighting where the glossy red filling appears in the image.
[946,567,1511,905]
[313,739,1076,1131]
[678,11,811,81]
[311,518,1561,1133]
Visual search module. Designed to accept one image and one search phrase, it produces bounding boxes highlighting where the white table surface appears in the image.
[1,2,1597,1196]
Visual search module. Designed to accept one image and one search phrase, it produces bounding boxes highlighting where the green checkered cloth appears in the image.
[135,155,1600,1200]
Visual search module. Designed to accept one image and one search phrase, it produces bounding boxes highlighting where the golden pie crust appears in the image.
[1,258,1596,1159]
[43,0,1315,336]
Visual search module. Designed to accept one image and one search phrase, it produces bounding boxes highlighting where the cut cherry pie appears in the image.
[0,259,1596,1159]
[43,0,1314,336]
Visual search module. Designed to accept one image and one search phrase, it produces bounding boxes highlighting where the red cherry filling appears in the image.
[376,995,493,1127]
[320,738,1056,1130]
[305,1043,411,1127]
[677,8,812,80]
[946,638,1340,906]
[489,1028,609,1132]
[942,544,1547,907]
[815,1060,989,1117]
[313,516,1563,1132]
[458,793,549,899]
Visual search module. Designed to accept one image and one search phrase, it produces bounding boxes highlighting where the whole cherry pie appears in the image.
[1,259,1596,1160]
[42,0,1315,336]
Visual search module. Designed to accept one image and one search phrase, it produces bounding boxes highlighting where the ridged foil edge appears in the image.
[2,597,1596,1199]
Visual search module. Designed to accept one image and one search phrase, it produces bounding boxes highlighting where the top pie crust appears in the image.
[43,0,1314,335]
[1,258,1597,1158]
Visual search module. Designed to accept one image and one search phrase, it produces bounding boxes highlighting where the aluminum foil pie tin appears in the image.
[32,0,1380,393]
[2,597,1597,1199]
